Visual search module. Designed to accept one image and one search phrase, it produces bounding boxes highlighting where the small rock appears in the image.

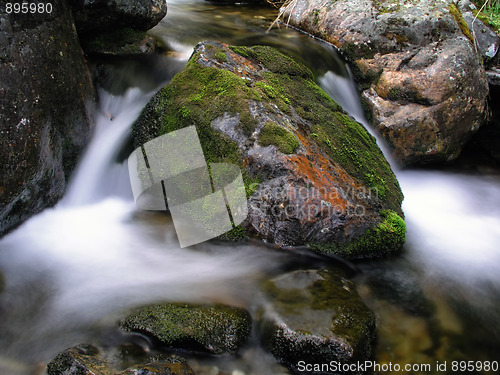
[46,345,194,375]
[120,304,252,355]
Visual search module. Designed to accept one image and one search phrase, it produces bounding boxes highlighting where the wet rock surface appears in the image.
[81,28,158,56]
[120,304,252,355]
[0,0,95,237]
[281,0,491,166]
[46,344,194,375]
[259,268,376,374]
[68,0,167,36]
[132,41,405,259]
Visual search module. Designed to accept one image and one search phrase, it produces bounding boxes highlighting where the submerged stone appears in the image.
[120,303,252,355]
[259,268,376,374]
[132,41,405,259]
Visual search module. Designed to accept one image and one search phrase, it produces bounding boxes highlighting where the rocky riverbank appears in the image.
[280,0,498,166]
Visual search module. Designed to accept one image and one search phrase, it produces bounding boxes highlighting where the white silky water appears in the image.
[0,70,275,373]
[319,71,500,289]
[320,67,500,362]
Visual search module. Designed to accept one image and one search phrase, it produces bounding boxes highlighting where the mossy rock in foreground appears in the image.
[47,345,194,375]
[120,303,252,355]
[259,268,376,374]
[132,41,405,259]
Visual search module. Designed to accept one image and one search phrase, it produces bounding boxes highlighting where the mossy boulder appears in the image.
[281,0,491,166]
[259,268,376,374]
[132,41,405,259]
[119,303,252,354]
[47,345,194,375]
[0,0,95,237]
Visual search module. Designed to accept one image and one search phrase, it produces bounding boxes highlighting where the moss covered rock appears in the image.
[281,0,490,166]
[47,345,193,375]
[0,0,95,237]
[259,268,375,374]
[120,303,252,355]
[132,41,405,259]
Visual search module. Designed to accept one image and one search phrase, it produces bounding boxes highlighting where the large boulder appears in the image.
[259,268,376,374]
[0,0,95,237]
[68,0,168,36]
[281,0,490,166]
[132,41,405,259]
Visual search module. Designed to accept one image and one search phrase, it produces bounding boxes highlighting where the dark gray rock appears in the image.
[487,66,500,86]
[120,303,252,355]
[281,0,490,166]
[0,0,95,237]
[81,28,158,56]
[68,0,167,36]
[259,268,376,374]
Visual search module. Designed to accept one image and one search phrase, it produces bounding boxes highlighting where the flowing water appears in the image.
[1,0,500,373]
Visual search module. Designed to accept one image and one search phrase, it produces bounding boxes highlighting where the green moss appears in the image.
[215,51,227,62]
[132,43,404,252]
[472,7,500,35]
[217,224,248,241]
[312,9,321,25]
[229,45,250,58]
[449,3,475,43]
[259,122,300,154]
[256,81,279,98]
[231,45,314,79]
[120,303,251,354]
[134,50,260,190]
[309,209,406,259]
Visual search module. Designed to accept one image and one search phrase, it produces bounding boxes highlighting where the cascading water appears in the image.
[1,0,500,373]
[62,88,151,206]
[319,65,500,363]
[0,55,277,373]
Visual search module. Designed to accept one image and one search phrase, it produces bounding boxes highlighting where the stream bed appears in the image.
[0,0,499,374]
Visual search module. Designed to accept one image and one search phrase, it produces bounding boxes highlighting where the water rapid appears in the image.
[0,58,276,371]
